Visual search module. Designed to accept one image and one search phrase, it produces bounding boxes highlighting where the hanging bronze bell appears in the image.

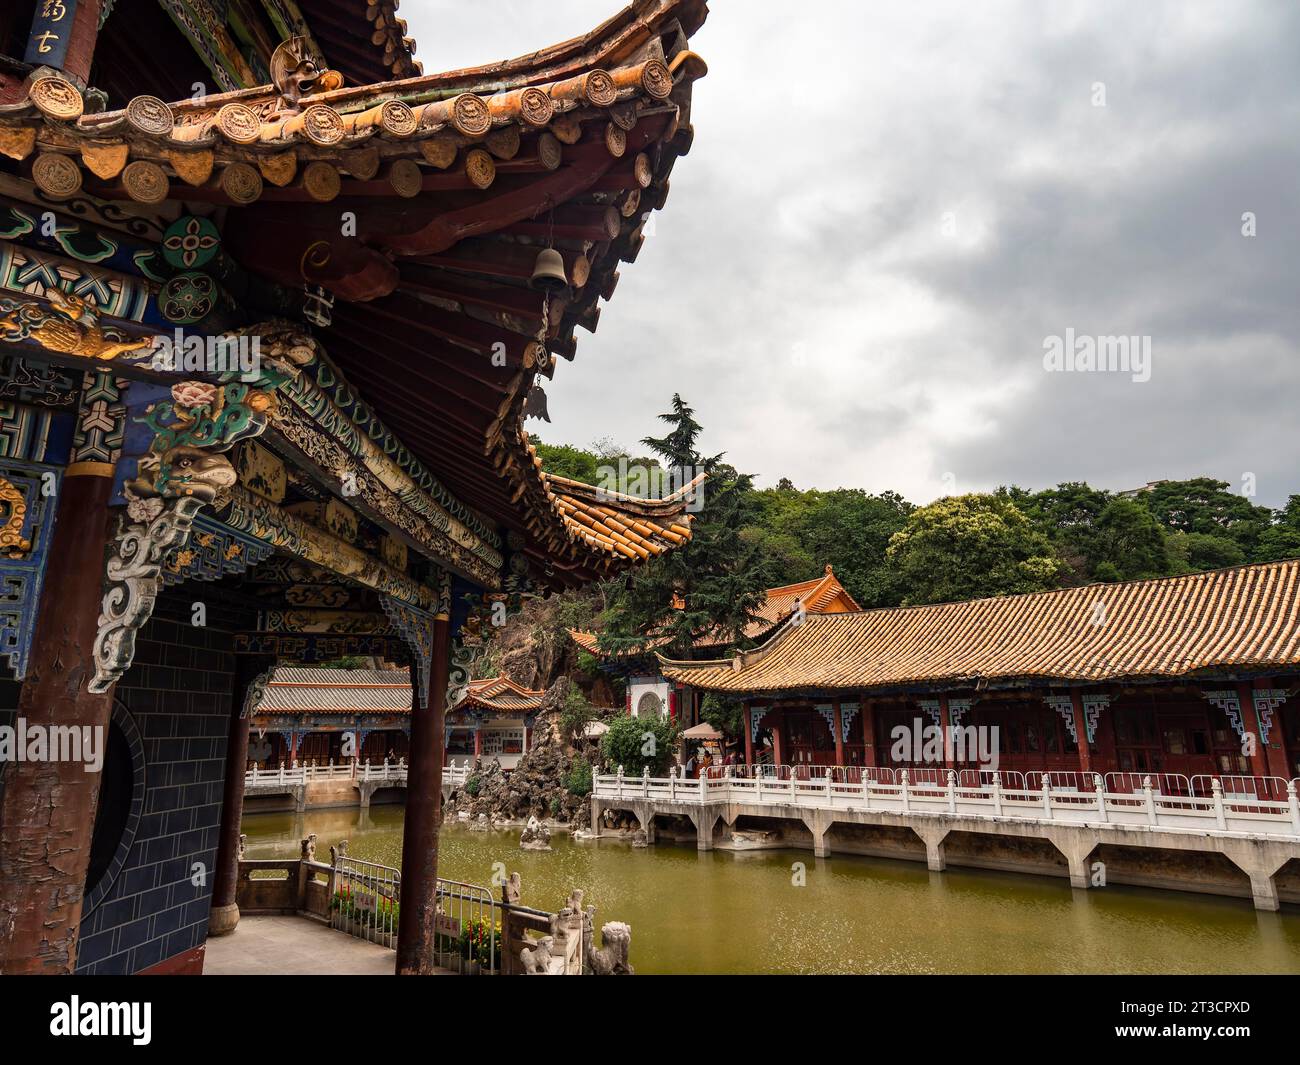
[529,246,568,293]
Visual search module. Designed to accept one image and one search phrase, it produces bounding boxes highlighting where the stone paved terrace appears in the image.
[204,916,453,976]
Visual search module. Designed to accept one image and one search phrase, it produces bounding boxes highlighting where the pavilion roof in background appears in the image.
[659,560,1300,695]
[570,564,861,659]
[254,666,412,713]
[459,674,547,714]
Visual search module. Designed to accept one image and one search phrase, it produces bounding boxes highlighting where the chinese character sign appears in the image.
[24,1,78,70]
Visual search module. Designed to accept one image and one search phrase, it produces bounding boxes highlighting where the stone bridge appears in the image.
[243,763,469,811]
[591,768,1300,911]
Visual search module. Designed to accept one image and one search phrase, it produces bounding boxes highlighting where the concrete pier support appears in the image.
[1219,842,1291,912]
[1042,829,1100,889]
[801,812,832,858]
[914,824,949,871]
[691,811,716,851]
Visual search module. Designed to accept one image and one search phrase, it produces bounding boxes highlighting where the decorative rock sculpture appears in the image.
[520,815,552,850]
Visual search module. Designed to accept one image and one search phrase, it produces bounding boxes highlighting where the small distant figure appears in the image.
[685,753,697,779]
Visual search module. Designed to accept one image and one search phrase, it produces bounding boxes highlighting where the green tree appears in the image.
[598,395,772,658]
[747,487,912,607]
[599,712,679,775]
[1083,497,1172,581]
[700,692,744,741]
[558,685,595,743]
[565,754,593,797]
[1166,531,1247,572]
[529,437,601,484]
[886,494,1065,605]
[1011,482,1111,583]
[1256,495,1300,562]
[1140,478,1272,560]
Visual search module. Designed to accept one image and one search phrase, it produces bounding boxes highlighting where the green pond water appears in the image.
[241,806,1300,975]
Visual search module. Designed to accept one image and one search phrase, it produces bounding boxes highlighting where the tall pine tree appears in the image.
[598,395,773,659]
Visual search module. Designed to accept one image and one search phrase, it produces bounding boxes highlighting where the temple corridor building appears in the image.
[0,0,709,975]
[660,561,1300,788]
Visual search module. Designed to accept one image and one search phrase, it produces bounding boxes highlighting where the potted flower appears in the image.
[458,917,500,974]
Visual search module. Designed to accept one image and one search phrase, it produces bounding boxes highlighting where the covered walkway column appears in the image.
[0,376,120,974]
[861,697,877,767]
[1244,679,1289,780]
[832,704,845,766]
[939,695,955,769]
[396,614,450,975]
[1069,691,1092,774]
[210,655,276,936]
[743,703,754,766]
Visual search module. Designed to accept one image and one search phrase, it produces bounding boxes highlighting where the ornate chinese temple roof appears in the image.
[459,674,547,714]
[255,666,412,712]
[0,0,710,591]
[660,560,1300,695]
[570,564,859,659]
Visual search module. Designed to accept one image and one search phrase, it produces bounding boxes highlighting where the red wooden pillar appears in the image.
[210,655,276,936]
[861,698,878,767]
[1236,681,1273,780]
[938,695,955,769]
[473,727,483,759]
[769,708,784,767]
[1092,694,1119,776]
[1249,678,1292,781]
[1069,691,1092,774]
[832,704,845,767]
[743,704,754,766]
[396,616,450,975]
[0,460,116,974]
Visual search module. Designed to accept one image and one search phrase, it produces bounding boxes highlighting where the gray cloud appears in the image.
[404,0,1300,506]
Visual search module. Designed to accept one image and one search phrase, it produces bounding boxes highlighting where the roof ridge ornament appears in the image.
[269,36,343,116]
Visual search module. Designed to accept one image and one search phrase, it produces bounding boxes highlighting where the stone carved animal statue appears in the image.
[585,920,633,975]
[520,935,554,975]
[504,871,522,905]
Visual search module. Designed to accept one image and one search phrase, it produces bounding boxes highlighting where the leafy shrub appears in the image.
[600,712,679,776]
[559,685,596,742]
[464,774,481,797]
[565,754,593,797]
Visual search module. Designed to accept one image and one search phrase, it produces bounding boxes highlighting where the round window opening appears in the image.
[83,700,146,916]
[637,691,664,718]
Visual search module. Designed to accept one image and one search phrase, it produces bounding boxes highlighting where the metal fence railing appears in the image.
[327,852,499,973]
[331,855,402,948]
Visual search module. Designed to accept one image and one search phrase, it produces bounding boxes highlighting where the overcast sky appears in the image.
[402,1,1300,508]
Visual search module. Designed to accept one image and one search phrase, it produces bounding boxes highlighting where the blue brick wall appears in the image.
[74,589,250,975]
